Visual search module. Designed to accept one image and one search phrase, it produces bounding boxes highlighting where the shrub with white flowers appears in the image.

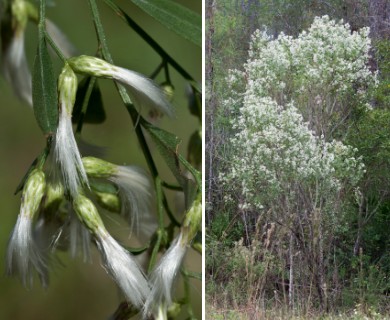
[220,16,375,309]
[221,16,374,210]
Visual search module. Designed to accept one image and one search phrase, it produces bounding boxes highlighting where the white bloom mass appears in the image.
[221,16,370,211]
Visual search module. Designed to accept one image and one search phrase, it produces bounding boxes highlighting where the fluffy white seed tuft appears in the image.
[111,166,155,238]
[1,33,32,105]
[55,108,88,197]
[7,214,48,288]
[68,56,174,117]
[96,230,150,309]
[112,66,174,117]
[144,233,187,317]
[69,211,91,262]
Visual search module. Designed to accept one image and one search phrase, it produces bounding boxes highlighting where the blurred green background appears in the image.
[0,0,201,319]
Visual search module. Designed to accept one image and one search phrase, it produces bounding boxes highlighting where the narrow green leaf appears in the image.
[187,84,202,120]
[32,34,58,135]
[73,76,106,124]
[187,129,202,168]
[123,244,149,255]
[131,0,201,47]
[142,120,198,209]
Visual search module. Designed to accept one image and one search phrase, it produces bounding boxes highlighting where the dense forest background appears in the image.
[206,0,390,319]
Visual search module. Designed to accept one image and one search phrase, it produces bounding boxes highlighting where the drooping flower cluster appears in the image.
[6,164,200,317]
[4,53,182,312]
[2,4,196,317]
[144,196,202,318]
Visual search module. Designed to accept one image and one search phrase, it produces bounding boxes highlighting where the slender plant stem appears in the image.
[102,0,196,83]
[88,0,157,176]
[150,60,165,79]
[178,154,202,189]
[163,61,171,84]
[38,136,53,169]
[162,181,183,191]
[148,176,165,272]
[38,0,46,27]
[44,30,66,62]
[182,268,195,319]
[183,270,202,281]
[164,196,180,227]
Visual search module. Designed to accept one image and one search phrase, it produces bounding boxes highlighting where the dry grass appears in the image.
[206,300,390,320]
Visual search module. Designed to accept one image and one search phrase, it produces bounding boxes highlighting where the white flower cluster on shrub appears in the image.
[247,15,375,95]
[229,16,377,139]
[220,16,372,211]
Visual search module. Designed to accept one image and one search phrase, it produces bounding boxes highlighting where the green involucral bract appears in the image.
[68,55,115,78]
[82,156,117,178]
[94,191,121,213]
[22,169,46,218]
[58,64,78,115]
[182,195,202,245]
[11,0,28,31]
[73,193,104,233]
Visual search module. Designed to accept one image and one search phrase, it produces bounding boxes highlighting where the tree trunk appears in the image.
[289,231,294,309]
[206,0,216,224]
[369,0,390,39]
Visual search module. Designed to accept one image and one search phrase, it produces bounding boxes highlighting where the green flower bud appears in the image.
[181,195,202,245]
[82,156,117,178]
[22,169,46,218]
[7,168,48,288]
[58,63,78,115]
[68,55,174,117]
[95,191,121,213]
[11,0,28,31]
[24,1,39,22]
[73,193,104,234]
[90,180,120,212]
[84,157,153,236]
[167,302,181,318]
[160,82,174,102]
[43,182,65,217]
[68,55,116,78]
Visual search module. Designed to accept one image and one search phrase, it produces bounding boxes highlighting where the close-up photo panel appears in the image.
[205,0,389,319]
[0,0,201,319]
